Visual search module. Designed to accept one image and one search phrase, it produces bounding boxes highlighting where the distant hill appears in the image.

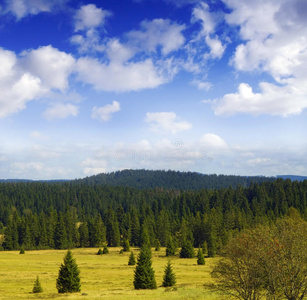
[277,175,307,181]
[74,169,276,190]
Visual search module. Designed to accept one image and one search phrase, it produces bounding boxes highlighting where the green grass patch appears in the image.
[0,248,222,299]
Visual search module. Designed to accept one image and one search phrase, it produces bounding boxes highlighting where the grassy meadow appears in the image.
[0,247,223,300]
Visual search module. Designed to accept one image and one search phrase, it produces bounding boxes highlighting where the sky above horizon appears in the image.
[0,0,306,179]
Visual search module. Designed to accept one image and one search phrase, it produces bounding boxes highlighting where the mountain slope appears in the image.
[74,169,276,190]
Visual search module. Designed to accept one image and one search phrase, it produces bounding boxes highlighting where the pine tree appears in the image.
[166,236,176,256]
[207,231,216,257]
[179,240,195,258]
[102,245,109,254]
[162,261,176,287]
[123,239,130,252]
[133,245,157,289]
[19,247,25,254]
[97,248,103,255]
[56,250,81,293]
[155,239,161,251]
[32,276,43,293]
[197,247,205,265]
[128,251,136,265]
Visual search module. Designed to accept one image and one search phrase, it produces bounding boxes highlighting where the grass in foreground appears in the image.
[0,247,224,300]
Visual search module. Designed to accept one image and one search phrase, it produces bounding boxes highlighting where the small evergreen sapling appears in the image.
[102,245,109,254]
[128,251,136,265]
[197,247,205,265]
[19,247,25,254]
[123,239,130,252]
[97,248,103,255]
[162,261,176,287]
[32,276,43,293]
[56,250,81,293]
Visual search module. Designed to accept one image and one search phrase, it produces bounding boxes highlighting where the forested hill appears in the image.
[74,169,276,190]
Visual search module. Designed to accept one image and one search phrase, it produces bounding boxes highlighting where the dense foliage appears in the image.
[0,176,306,252]
[211,212,307,300]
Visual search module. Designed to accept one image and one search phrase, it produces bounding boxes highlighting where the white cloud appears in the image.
[4,0,68,19]
[200,133,228,151]
[127,19,186,55]
[216,0,307,116]
[92,101,120,121]
[191,2,226,59]
[145,112,192,134]
[247,157,272,167]
[74,4,111,32]
[212,82,307,116]
[76,56,172,92]
[43,103,79,120]
[0,48,45,118]
[81,158,107,176]
[190,79,212,90]
[21,45,75,91]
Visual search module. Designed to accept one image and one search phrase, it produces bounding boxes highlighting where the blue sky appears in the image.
[0,0,306,179]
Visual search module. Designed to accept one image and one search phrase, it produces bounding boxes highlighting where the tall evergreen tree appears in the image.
[56,250,81,293]
[133,245,157,289]
[54,213,68,249]
[166,236,177,257]
[179,240,195,258]
[162,261,176,287]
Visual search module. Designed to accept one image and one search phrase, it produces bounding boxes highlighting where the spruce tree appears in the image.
[123,239,130,252]
[197,247,205,265]
[207,232,216,257]
[102,245,109,254]
[128,251,136,265]
[166,237,176,256]
[179,240,195,258]
[32,276,43,293]
[162,261,176,287]
[133,245,157,289]
[56,250,81,293]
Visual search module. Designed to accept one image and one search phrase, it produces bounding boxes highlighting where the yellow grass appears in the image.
[0,247,223,300]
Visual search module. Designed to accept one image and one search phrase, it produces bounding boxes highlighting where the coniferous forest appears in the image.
[0,170,306,252]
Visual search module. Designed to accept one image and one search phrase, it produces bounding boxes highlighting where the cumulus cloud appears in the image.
[200,133,228,151]
[212,82,307,116]
[74,4,111,32]
[43,103,79,120]
[0,45,78,119]
[127,19,186,55]
[21,45,75,91]
[92,101,120,121]
[214,0,307,116]
[3,0,68,19]
[145,112,192,134]
[0,48,46,118]
[75,55,172,92]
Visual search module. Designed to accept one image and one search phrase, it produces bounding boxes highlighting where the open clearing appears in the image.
[0,247,222,299]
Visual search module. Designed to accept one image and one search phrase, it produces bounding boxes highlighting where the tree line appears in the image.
[0,178,306,251]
